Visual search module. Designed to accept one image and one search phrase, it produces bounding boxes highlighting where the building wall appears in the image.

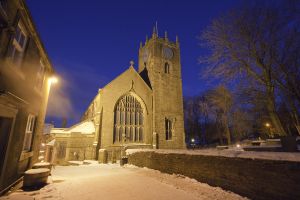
[81,67,153,159]
[138,33,185,149]
[99,67,153,149]
[0,0,53,193]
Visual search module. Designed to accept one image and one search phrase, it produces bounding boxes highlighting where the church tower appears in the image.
[138,27,185,149]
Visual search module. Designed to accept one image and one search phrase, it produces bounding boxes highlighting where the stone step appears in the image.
[23,168,50,188]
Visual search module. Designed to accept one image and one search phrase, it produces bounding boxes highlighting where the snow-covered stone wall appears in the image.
[127,150,300,200]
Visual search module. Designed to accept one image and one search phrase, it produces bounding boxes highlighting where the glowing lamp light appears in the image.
[265,123,270,127]
[191,138,195,143]
[236,144,241,148]
[41,143,45,147]
[48,76,58,84]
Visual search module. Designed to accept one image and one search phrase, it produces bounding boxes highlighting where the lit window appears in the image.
[165,118,172,140]
[35,59,45,90]
[7,21,28,66]
[22,114,35,151]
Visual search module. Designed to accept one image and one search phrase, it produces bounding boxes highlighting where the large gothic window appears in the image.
[113,94,144,143]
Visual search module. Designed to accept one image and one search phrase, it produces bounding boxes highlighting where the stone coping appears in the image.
[126,149,300,162]
[24,168,50,175]
[33,162,50,167]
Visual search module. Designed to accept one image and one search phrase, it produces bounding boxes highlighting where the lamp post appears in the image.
[30,75,58,166]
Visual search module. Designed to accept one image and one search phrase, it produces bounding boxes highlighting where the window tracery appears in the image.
[114,94,144,143]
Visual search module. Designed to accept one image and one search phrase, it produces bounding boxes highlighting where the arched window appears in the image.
[165,118,172,140]
[114,94,144,143]
[164,62,170,74]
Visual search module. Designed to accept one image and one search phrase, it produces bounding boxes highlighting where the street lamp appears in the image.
[265,122,272,137]
[191,138,195,150]
[48,76,58,84]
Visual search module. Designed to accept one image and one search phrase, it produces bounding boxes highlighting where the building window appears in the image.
[0,0,7,10]
[114,94,144,143]
[0,116,13,173]
[35,59,45,91]
[22,114,35,151]
[165,118,172,140]
[164,62,170,74]
[7,21,28,66]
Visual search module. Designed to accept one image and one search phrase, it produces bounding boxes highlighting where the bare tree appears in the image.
[184,96,201,142]
[231,110,251,140]
[200,0,300,135]
[205,85,232,144]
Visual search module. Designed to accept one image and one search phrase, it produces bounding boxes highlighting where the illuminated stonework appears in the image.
[53,29,185,162]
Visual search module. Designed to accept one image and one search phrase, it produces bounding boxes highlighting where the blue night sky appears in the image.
[26,0,240,127]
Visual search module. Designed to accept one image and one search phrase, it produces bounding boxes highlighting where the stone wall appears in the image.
[53,133,95,165]
[128,151,300,200]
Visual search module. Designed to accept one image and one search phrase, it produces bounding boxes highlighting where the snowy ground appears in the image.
[0,162,247,200]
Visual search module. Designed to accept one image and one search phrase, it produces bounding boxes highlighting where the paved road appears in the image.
[53,164,202,200]
[1,163,247,200]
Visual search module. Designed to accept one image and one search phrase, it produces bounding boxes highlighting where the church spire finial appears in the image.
[165,31,168,41]
[152,26,157,38]
[176,35,179,45]
[129,60,134,68]
[155,21,158,36]
[152,22,158,39]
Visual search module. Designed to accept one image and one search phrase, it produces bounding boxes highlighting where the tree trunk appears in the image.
[266,85,287,136]
[223,116,231,145]
[225,123,231,145]
[216,113,224,145]
[286,95,300,134]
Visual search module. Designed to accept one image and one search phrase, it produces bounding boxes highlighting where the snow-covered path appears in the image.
[1,163,247,200]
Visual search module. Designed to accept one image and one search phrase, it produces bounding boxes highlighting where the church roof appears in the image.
[46,139,55,146]
[101,64,152,92]
[51,120,95,135]
[68,120,95,134]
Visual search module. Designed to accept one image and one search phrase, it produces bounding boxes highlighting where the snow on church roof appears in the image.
[47,139,55,146]
[51,120,95,135]
[68,121,95,134]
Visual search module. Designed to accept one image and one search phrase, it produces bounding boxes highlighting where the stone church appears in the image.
[51,28,185,163]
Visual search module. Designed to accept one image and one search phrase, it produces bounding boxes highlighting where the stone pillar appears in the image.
[153,132,158,149]
[98,149,108,164]
[111,150,116,164]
